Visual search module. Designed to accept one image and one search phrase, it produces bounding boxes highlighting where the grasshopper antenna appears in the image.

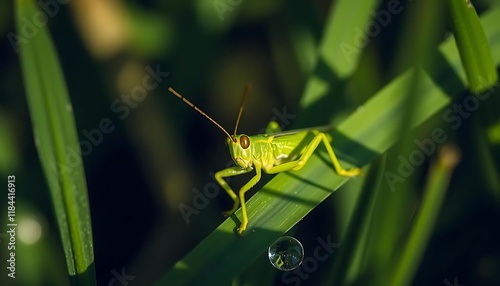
[168,87,236,142]
[233,83,252,137]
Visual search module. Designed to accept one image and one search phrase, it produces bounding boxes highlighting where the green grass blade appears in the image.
[321,0,380,79]
[390,145,461,285]
[329,154,387,286]
[15,0,95,284]
[448,0,498,92]
[298,0,380,120]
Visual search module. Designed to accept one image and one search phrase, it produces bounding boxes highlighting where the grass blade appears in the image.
[15,0,96,284]
[297,0,380,127]
[389,145,461,285]
[329,154,387,286]
[448,0,498,92]
[321,0,380,78]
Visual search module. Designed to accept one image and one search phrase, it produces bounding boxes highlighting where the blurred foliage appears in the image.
[0,0,499,286]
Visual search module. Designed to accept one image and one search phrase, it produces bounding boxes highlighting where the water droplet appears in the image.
[268,236,304,271]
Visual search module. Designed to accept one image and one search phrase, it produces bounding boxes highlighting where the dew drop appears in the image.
[268,236,304,271]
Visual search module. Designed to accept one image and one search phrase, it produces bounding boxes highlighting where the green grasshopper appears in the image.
[169,85,362,235]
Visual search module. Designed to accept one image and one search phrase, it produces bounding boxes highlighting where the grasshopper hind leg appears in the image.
[265,131,362,177]
[299,131,363,177]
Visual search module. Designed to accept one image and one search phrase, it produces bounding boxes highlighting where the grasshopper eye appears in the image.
[240,135,250,149]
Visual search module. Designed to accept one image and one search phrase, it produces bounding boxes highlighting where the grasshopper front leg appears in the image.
[215,167,252,217]
[215,163,262,235]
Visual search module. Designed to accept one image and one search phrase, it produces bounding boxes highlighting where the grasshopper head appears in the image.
[226,134,253,169]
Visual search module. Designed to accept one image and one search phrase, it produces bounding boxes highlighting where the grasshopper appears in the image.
[169,85,362,235]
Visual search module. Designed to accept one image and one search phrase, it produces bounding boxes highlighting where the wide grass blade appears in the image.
[15,0,96,284]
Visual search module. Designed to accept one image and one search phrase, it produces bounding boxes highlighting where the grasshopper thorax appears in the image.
[227,134,253,169]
